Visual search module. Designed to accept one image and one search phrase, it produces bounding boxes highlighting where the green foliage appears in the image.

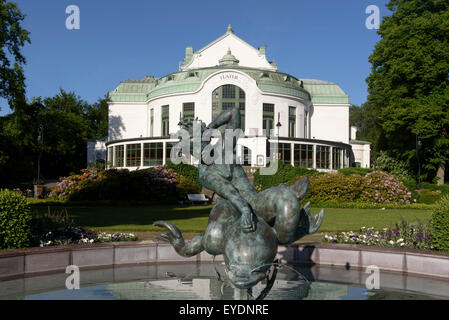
[301,173,363,203]
[366,0,449,183]
[338,167,374,176]
[417,189,442,204]
[0,0,30,108]
[431,195,449,251]
[0,189,32,249]
[349,103,381,153]
[253,161,318,191]
[165,162,201,188]
[0,90,110,187]
[375,151,413,181]
[285,170,412,205]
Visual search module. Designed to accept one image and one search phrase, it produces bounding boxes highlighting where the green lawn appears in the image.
[33,205,433,234]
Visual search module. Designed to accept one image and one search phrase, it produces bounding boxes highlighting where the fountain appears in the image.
[154,105,324,297]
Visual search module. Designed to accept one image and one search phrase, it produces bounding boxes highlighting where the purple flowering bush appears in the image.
[360,171,412,205]
[48,166,200,202]
[323,220,434,250]
[288,170,413,205]
[49,168,99,200]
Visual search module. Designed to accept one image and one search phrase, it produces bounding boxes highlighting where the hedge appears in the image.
[253,161,318,191]
[431,195,449,251]
[0,189,32,249]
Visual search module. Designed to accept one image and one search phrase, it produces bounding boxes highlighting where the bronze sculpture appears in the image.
[154,106,324,294]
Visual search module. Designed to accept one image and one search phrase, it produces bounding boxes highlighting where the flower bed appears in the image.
[32,208,138,248]
[323,220,434,251]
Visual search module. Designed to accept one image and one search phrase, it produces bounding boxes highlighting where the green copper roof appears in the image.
[108,68,349,105]
[299,79,349,104]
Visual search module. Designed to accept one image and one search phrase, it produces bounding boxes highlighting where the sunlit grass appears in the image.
[33,205,433,234]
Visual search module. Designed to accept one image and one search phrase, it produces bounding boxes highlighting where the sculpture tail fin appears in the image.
[153,220,204,257]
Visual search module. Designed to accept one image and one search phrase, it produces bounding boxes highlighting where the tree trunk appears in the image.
[437,163,445,185]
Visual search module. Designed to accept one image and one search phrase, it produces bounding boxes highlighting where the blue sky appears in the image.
[0,0,390,116]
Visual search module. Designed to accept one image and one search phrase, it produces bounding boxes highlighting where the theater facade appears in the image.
[100,26,370,171]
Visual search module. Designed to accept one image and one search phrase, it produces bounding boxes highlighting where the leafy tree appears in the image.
[0,0,30,109]
[0,90,110,187]
[367,0,449,184]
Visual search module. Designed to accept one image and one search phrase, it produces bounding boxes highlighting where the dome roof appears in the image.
[218,48,239,66]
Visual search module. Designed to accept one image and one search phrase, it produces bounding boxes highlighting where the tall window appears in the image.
[211,85,246,131]
[126,144,141,167]
[289,106,296,138]
[183,103,195,122]
[332,147,342,170]
[150,109,154,137]
[143,143,163,166]
[294,144,313,168]
[242,146,251,166]
[316,145,330,169]
[279,143,291,165]
[161,105,169,136]
[114,145,124,167]
[263,104,274,136]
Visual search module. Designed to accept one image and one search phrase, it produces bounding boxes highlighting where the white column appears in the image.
[163,141,167,165]
[112,146,116,168]
[340,149,344,169]
[140,143,144,167]
[124,144,127,168]
[291,143,294,166]
[329,147,333,170]
[313,145,317,169]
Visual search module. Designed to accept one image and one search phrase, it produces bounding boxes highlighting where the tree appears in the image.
[367,0,449,184]
[0,89,110,187]
[350,103,383,167]
[0,0,30,109]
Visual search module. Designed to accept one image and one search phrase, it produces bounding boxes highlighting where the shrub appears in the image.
[302,173,363,202]
[417,189,442,204]
[175,174,202,199]
[0,189,32,249]
[165,162,200,188]
[49,166,200,202]
[254,161,318,191]
[338,167,373,176]
[360,171,412,205]
[431,195,449,251]
[375,151,413,181]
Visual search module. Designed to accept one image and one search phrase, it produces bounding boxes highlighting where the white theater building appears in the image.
[96,26,370,171]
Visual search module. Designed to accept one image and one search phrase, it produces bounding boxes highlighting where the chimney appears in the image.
[185,46,194,61]
[350,126,358,140]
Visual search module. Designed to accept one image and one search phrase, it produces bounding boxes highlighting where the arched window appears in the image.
[212,84,246,131]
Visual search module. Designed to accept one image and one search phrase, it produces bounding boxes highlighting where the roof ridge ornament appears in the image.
[226,24,234,34]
